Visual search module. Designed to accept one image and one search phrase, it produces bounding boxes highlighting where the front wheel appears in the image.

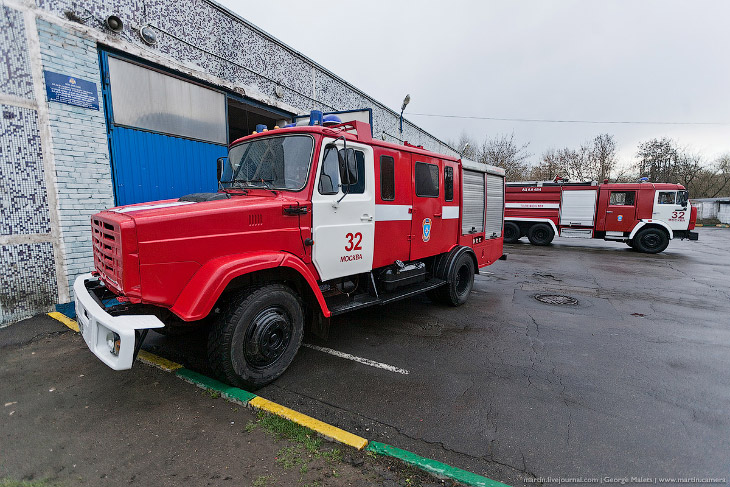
[503,222,520,244]
[527,223,555,246]
[633,227,669,254]
[207,284,304,390]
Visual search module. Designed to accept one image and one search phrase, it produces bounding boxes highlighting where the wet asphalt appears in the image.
[145,227,730,486]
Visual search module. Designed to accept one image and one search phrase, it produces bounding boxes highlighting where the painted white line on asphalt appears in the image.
[302,344,410,375]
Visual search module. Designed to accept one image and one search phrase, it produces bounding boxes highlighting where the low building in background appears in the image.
[691,198,730,224]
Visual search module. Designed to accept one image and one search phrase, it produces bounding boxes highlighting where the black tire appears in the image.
[431,251,475,306]
[207,284,304,390]
[633,227,669,254]
[527,223,555,246]
[503,222,520,244]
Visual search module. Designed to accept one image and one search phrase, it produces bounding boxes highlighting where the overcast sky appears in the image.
[218,0,729,169]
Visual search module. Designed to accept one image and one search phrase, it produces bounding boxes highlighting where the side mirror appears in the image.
[338,148,358,186]
[217,156,228,182]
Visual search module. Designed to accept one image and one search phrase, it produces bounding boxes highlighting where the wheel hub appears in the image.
[642,234,660,248]
[244,307,292,368]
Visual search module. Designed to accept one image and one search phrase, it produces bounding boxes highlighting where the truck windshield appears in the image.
[225,135,314,191]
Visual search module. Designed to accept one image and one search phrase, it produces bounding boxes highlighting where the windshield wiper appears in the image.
[234,179,277,195]
[221,187,248,196]
[255,179,278,195]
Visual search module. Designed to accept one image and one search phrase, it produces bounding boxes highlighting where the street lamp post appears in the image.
[399,94,410,138]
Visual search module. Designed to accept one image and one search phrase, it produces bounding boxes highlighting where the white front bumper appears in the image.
[73,273,164,370]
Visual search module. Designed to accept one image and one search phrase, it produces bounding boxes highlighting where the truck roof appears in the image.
[506,180,686,190]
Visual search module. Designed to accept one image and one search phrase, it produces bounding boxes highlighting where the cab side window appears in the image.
[444,166,454,202]
[657,191,676,204]
[609,191,635,205]
[380,155,395,201]
[318,147,339,195]
[415,162,439,197]
[348,150,366,195]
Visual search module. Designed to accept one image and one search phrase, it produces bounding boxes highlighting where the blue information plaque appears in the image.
[43,70,99,110]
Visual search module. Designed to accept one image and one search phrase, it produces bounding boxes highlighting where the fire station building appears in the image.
[0,0,457,325]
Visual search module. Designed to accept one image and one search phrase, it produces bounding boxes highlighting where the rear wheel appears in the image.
[207,284,304,390]
[633,227,669,254]
[503,222,520,244]
[527,223,555,246]
[430,251,475,306]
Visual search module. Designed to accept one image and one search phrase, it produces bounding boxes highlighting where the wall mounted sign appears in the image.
[43,70,99,110]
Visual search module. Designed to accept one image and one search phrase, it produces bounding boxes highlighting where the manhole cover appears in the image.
[534,294,578,306]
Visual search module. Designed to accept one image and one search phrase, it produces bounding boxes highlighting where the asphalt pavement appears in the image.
[197,226,726,486]
[258,227,730,485]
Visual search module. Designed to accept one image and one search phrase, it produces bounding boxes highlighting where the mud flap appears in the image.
[309,309,330,340]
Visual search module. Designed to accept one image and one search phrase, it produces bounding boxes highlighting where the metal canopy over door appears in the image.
[101,52,228,206]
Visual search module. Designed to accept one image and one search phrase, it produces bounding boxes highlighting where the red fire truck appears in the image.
[504,178,698,253]
[74,111,505,389]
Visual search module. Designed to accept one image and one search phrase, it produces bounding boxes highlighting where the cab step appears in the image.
[326,278,446,316]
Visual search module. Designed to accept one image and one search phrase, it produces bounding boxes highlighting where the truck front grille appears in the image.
[92,216,122,290]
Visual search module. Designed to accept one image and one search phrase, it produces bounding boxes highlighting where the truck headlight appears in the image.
[106,332,121,356]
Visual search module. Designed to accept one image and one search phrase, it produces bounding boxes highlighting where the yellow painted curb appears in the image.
[249,396,369,450]
[137,350,183,371]
[48,312,79,332]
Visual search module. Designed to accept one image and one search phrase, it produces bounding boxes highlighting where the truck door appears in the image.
[653,190,689,230]
[311,140,375,281]
[603,189,637,232]
[411,157,449,261]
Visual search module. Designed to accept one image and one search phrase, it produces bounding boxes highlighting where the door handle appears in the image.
[606,211,613,213]
[361,214,373,222]
[433,212,442,218]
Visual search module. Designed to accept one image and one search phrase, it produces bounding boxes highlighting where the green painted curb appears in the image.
[366,442,511,487]
[175,368,257,404]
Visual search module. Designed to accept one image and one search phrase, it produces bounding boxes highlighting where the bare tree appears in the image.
[531,147,585,180]
[690,153,730,198]
[477,133,531,180]
[449,132,479,160]
[585,134,617,181]
[709,154,730,197]
[636,137,680,182]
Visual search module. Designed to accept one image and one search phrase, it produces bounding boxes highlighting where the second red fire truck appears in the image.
[73,111,506,390]
[504,178,698,253]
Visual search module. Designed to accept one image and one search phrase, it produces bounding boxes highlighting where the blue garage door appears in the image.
[100,51,228,206]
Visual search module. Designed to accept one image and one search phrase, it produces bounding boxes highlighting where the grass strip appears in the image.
[249,396,368,450]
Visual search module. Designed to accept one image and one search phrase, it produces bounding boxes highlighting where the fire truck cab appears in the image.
[504,179,698,253]
[74,111,505,389]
